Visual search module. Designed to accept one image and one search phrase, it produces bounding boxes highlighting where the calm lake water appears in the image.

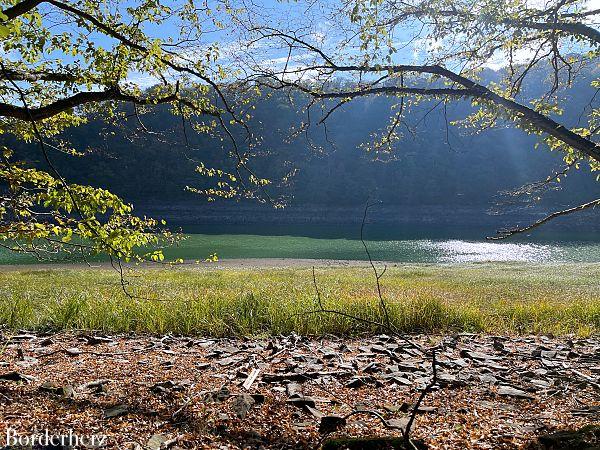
[1,223,599,265]
[158,234,600,263]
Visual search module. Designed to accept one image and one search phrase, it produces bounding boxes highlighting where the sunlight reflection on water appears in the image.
[421,240,557,263]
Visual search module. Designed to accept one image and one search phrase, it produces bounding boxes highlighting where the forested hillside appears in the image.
[11,65,600,216]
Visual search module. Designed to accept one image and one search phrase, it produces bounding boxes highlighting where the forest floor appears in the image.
[0,331,598,449]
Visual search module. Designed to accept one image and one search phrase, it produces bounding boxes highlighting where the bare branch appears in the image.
[360,200,393,332]
[489,197,600,240]
[404,349,438,450]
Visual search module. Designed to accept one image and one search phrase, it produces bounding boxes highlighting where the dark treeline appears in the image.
[13,65,600,215]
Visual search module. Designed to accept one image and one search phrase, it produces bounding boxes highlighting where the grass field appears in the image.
[0,262,599,336]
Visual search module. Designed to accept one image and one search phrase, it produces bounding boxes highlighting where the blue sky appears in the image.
[5,0,600,88]
[38,0,417,87]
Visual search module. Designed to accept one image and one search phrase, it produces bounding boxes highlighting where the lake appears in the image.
[160,233,600,263]
[1,223,599,265]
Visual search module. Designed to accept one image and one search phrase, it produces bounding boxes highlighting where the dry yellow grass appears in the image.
[0,262,598,336]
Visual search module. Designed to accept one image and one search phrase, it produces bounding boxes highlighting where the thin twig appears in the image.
[404,348,438,449]
[360,200,393,332]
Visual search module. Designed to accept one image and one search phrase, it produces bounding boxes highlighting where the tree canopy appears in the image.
[0,0,258,261]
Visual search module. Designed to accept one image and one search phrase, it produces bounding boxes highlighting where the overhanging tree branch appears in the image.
[44,0,245,128]
[260,61,600,162]
[504,19,600,44]
[488,197,600,239]
[307,86,474,99]
[0,68,79,83]
[0,87,220,121]
[370,1,600,44]
[2,0,274,206]
[2,0,243,128]
[1,0,43,20]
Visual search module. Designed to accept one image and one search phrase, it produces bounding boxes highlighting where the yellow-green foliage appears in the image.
[0,0,246,260]
[0,263,599,336]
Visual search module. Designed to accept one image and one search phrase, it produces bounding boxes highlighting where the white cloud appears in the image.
[125,72,162,89]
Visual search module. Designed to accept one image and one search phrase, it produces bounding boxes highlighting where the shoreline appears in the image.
[0,258,382,272]
[0,257,597,272]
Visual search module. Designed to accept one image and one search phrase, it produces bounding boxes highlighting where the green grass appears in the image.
[0,263,599,336]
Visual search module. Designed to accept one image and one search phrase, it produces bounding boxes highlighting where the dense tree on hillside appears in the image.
[8,74,599,211]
